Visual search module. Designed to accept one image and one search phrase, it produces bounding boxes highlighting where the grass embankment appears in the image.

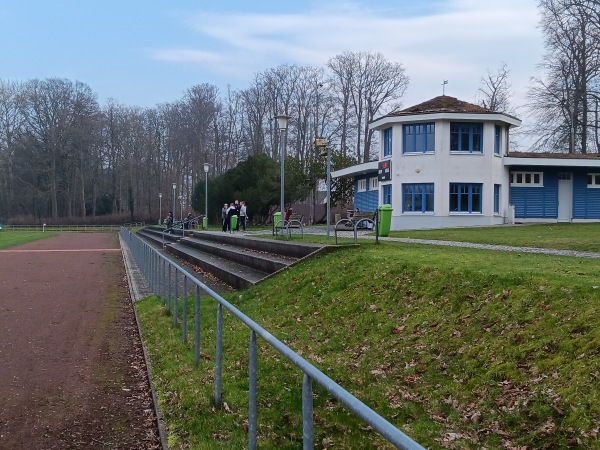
[0,231,56,249]
[136,227,600,449]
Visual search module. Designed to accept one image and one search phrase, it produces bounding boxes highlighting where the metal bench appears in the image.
[334,211,379,245]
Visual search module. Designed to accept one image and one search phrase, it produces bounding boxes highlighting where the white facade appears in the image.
[369,97,521,230]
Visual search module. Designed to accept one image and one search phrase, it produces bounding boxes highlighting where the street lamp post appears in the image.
[316,138,331,236]
[276,114,290,234]
[204,163,210,230]
[159,193,163,226]
[172,183,176,220]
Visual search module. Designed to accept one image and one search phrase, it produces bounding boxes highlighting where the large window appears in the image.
[403,183,434,213]
[383,127,392,157]
[450,122,482,153]
[510,172,543,187]
[494,184,500,214]
[403,123,435,153]
[449,183,482,213]
[494,125,501,155]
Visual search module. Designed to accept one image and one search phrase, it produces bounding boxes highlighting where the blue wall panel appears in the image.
[354,174,379,212]
[573,169,600,218]
[509,168,558,218]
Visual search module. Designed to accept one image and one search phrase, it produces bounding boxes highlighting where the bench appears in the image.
[273,213,304,239]
[351,211,377,229]
[334,211,379,245]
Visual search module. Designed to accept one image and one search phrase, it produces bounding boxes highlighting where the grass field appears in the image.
[0,231,56,249]
[135,224,600,449]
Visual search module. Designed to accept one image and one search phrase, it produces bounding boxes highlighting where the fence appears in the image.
[120,227,425,450]
[0,224,124,232]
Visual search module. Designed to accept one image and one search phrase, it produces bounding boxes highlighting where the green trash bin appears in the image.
[231,214,238,230]
[377,204,393,237]
[202,216,208,230]
[273,212,283,233]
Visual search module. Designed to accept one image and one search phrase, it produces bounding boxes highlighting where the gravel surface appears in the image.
[0,233,161,449]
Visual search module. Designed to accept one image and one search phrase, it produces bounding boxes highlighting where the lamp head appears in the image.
[275,114,291,131]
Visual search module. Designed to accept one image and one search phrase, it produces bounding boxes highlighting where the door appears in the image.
[558,172,572,222]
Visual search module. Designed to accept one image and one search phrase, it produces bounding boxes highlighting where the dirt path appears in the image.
[0,233,160,449]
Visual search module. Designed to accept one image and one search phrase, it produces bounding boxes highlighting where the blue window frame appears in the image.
[403,123,435,153]
[449,183,482,213]
[383,127,392,157]
[382,184,392,205]
[450,122,482,153]
[494,184,500,214]
[403,183,434,212]
[494,125,501,155]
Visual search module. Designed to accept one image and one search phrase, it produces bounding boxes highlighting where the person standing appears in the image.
[221,204,229,232]
[234,200,241,231]
[239,201,247,231]
[227,202,237,232]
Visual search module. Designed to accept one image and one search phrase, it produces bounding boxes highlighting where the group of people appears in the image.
[221,200,247,232]
[164,211,197,229]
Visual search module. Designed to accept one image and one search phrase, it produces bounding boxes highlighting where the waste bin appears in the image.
[274,212,283,231]
[231,214,238,230]
[202,216,208,230]
[377,204,393,237]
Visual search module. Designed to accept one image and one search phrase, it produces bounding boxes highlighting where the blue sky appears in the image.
[0,0,544,113]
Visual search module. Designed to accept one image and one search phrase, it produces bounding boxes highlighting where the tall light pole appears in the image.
[172,182,176,218]
[204,163,210,230]
[159,193,163,225]
[276,114,290,233]
[316,138,331,236]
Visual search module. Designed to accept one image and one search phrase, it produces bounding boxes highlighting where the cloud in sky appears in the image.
[151,0,543,109]
[0,0,544,113]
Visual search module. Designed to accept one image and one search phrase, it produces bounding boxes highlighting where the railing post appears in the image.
[173,269,178,327]
[194,286,201,366]
[215,303,223,407]
[303,373,314,449]
[167,264,172,311]
[182,277,188,342]
[249,330,258,450]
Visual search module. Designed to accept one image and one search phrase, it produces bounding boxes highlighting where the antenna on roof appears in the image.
[442,80,448,96]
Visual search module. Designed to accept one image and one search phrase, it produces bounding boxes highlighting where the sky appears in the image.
[0,0,545,116]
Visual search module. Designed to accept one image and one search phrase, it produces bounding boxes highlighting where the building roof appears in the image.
[370,95,521,129]
[507,151,600,160]
[331,160,378,179]
[504,151,600,168]
[391,95,492,116]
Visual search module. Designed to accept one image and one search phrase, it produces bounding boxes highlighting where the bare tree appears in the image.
[527,0,600,153]
[477,63,513,112]
[327,51,409,163]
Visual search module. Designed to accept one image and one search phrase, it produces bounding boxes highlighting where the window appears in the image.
[450,122,482,153]
[494,184,500,214]
[383,127,392,157]
[494,125,501,155]
[370,177,378,190]
[357,179,367,192]
[403,183,434,213]
[449,183,482,213]
[403,123,435,153]
[587,173,600,187]
[382,184,392,205]
[510,171,543,187]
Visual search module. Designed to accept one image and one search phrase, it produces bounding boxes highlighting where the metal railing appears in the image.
[120,227,425,450]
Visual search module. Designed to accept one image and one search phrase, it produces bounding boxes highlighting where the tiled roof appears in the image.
[507,151,600,159]
[391,95,492,115]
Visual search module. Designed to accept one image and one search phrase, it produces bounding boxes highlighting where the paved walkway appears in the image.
[242,226,600,258]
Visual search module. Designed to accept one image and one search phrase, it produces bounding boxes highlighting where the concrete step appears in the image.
[137,226,327,290]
